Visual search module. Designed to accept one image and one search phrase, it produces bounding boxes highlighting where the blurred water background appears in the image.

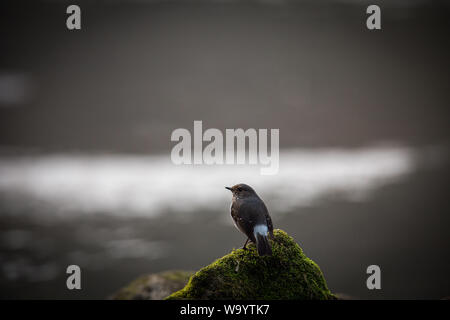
[0,0,449,299]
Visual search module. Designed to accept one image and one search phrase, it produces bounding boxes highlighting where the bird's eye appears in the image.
[237,188,242,192]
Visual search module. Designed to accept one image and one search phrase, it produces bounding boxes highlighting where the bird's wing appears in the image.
[266,210,274,239]
[255,200,274,238]
[231,201,256,242]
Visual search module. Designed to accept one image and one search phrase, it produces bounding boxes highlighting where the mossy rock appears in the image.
[166,229,335,300]
[112,270,193,300]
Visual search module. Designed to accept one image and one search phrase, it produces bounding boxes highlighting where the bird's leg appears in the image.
[242,238,249,250]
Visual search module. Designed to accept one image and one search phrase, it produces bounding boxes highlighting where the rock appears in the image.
[334,293,358,300]
[112,270,193,300]
[166,229,335,300]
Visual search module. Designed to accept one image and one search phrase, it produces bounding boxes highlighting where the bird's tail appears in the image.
[254,225,272,256]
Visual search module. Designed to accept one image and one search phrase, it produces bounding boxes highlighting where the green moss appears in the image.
[160,270,194,283]
[166,229,335,300]
[112,270,193,300]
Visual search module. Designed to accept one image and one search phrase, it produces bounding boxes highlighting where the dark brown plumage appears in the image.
[225,184,274,256]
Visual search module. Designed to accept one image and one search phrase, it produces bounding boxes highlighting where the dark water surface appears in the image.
[1,161,449,299]
[1,1,449,299]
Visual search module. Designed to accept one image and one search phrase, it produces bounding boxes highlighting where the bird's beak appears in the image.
[225,187,232,191]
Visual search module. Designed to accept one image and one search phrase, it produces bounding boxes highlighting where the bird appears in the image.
[225,183,274,256]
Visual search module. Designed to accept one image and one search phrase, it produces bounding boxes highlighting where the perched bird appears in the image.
[225,184,274,256]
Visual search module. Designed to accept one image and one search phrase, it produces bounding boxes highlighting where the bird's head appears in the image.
[225,183,257,199]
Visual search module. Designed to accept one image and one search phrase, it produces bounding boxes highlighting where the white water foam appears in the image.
[0,147,415,218]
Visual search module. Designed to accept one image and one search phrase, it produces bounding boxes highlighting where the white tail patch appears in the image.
[253,224,268,238]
